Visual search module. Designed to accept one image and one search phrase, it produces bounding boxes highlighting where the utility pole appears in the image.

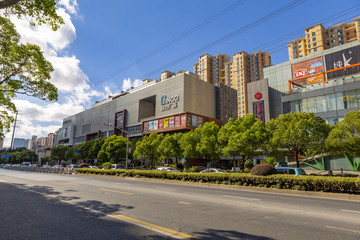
[10,112,18,150]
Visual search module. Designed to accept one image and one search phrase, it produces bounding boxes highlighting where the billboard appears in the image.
[291,57,324,87]
[163,118,169,128]
[325,45,360,79]
[158,119,163,129]
[192,115,198,127]
[144,122,149,132]
[186,114,192,126]
[181,114,186,126]
[149,121,154,131]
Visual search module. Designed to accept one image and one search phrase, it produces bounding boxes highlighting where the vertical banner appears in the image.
[253,100,265,123]
[186,114,192,126]
[175,115,180,127]
[153,120,158,130]
[197,116,203,126]
[158,119,163,129]
[149,121,154,131]
[169,117,174,128]
[192,115,198,127]
[144,122,149,132]
[181,114,186,126]
[164,118,169,128]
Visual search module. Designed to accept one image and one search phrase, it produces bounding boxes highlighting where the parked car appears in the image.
[200,168,225,173]
[275,167,307,176]
[88,166,99,169]
[68,165,79,170]
[111,164,124,170]
[156,166,180,172]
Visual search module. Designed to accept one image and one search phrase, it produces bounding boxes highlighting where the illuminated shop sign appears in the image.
[325,45,360,79]
[253,100,265,123]
[143,113,210,133]
[160,95,180,112]
[291,57,324,87]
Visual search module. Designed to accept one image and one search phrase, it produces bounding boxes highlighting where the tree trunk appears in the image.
[241,155,246,173]
[295,150,300,168]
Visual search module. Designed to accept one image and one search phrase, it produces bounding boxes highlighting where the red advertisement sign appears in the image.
[175,115,180,127]
[180,114,186,126]
[158,119,163,129]
[291,57,323,88]
[253,100,265,123]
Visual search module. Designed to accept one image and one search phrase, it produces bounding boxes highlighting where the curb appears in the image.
[76,173,360,202]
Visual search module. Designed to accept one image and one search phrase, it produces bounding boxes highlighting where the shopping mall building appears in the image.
[247,41,360,124]
[57,71,237,146]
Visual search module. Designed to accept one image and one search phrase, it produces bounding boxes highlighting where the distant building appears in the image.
[0,139,3,150]
[13,138,30,149]
[287,16,360,60]
[193,51,271,118]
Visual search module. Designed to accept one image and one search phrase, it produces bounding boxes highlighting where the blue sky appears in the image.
[3,0,360,146]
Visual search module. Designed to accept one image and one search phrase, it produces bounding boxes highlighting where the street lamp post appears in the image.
[104,121,130,170]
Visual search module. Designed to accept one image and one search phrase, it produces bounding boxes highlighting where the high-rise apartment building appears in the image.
[193,53,230,85]
[288,16,360,60]
[193,51,271,118]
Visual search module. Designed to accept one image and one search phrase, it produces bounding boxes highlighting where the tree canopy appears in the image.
[266,112,331,168]
[133,133,164,169]
[97,135,130,164]
[326,110,360,160]
[158,132,183,165]
[218,114,268,171]
[0,0,63,138]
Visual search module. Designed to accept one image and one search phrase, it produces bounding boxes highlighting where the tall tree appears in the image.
[218,115,268,172]
[267,112,331,168]
[50,145,68,164]
[0,0,63,137]
[97,135,130,164]
[326,110,360,161]
[133,133,164,169]
[158,132,183,165]
[180,122,220,166]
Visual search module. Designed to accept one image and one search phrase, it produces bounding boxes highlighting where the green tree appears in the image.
[158,132,183,165]
[133,133,164,169]
[180,122,220,166]
[1,0,64,30]
[97,135,130,164]
[325,110,360,161]
[0,0,63,138]
[0,16,57,138]
[267,112,331,168]
[89,138,105,161]
[218,115,268,172]
[50,145,68,164]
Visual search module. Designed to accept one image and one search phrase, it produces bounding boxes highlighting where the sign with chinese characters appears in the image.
[253,100,265,123]
[325,45,360,79]
[291,57,324,87]
[160,95,180,112]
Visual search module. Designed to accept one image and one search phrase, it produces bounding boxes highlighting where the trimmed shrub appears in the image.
[79,163,89,168]
[102,162,112,170]
[250,164,277,176]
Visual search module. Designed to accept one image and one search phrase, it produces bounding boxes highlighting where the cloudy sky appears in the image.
[3,0,360,147]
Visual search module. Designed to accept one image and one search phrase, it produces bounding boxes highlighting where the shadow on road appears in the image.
[77,200,134,214]
[194,228,274,239]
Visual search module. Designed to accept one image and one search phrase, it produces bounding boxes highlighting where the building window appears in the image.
[312,37,316,41]
[314,48,317,52]
[313,42,316,46]
[312,32,315,36]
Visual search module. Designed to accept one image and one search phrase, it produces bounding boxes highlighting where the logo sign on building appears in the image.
[160,95,180,112]
[253,100,265,123]
[325,45,360,79]
[255,92,262,100]
[291,57,324,87]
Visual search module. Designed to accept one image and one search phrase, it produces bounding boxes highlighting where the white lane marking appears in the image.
[341,209,360,214]
[222,195,260,201]
[326,225,360,234]
[0,179,9,183]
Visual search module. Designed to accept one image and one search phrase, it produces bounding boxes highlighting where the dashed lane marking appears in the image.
[178,201,191,205]
[222,195,260,201]
[100,188,133,195]
[326,225,360,234]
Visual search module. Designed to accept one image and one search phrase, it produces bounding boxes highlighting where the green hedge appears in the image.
[76,168,360,194]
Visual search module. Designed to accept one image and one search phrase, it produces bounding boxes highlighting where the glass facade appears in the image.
[290,89,360,114]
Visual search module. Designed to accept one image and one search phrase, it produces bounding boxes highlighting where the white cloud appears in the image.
[59,0,79,15]
[122,78,142,91]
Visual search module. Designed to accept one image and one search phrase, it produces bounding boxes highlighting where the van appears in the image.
[275,167,307,176]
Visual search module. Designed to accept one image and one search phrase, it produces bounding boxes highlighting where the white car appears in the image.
[200,168,225,173]
[156,167,180,172]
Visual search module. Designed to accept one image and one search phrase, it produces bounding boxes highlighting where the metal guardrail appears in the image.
[2,166,75,175]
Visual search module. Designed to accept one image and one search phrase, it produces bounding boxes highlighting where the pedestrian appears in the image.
[328,169,333,176]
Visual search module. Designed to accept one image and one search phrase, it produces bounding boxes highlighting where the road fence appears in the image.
[3,165,75,175]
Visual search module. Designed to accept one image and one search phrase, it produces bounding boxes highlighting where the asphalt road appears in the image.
[1,169,360,240]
